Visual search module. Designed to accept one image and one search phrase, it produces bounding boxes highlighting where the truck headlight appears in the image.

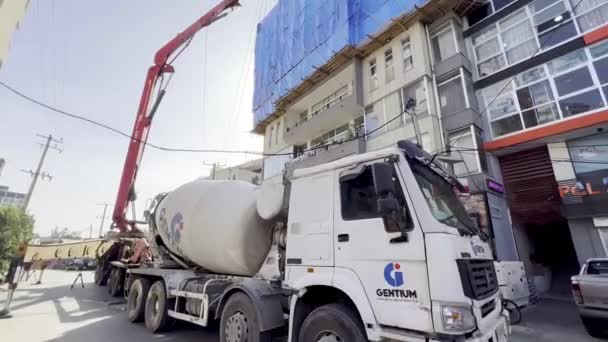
[441,305,476,332]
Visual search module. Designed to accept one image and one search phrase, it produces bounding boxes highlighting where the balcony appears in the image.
[284,94,363,145]
[285,138,365,176]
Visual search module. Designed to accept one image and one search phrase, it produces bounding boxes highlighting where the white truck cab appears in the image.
[283,141,509,341]
[125,141,509,342]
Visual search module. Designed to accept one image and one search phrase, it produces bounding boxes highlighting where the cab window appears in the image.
[339,165,409,232]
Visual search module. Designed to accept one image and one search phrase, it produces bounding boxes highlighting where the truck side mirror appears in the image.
[372,162,395,196]
[377,198,414,237]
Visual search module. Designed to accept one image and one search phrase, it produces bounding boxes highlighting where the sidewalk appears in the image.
[511,298,603,342]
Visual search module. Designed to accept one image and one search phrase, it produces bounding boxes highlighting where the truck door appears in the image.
[333,161,432,331]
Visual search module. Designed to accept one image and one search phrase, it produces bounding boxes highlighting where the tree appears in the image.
[0,207,35,278]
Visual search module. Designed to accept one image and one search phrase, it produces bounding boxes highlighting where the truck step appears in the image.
[168,310,209,327]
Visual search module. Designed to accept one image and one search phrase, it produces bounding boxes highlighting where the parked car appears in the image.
[571,258,608,338]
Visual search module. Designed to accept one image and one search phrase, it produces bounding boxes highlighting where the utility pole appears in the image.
[97,203,111,238]
[0,158,5,177]
[22,134,63,211]
[89,224,93,239]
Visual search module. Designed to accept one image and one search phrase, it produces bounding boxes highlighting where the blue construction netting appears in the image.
[252,0,428,126]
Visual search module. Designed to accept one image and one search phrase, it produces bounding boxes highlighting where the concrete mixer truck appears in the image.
[121,141,510,342]
[104,2,509,340]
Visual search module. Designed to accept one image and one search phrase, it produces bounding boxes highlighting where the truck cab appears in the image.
[284,140,509,341]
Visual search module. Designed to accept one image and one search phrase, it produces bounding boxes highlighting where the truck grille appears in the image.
[481,299,496,318]
[456,259,498,300]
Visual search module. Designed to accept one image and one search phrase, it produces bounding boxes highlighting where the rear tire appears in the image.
[298,304,366,342]
[581,316,607,338]
[108,268,124,297]
[220,292,266,342]
[127,278,151,323]
[145,280,175,333]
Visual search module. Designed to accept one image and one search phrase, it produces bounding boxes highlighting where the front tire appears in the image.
[127,278,151,323]
[298,304,366,342]
[144,280,175,333]
[220,292,265,342]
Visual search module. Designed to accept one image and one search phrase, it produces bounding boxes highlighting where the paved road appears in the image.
[0,270,603,341]
[0,270,217,342]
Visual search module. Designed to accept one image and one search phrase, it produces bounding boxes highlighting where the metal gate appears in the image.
[499,146,562,225]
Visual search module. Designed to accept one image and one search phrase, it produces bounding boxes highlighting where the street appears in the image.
[0,270,216,342]
[0,270,602,342]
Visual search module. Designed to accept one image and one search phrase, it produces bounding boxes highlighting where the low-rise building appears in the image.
[204,159,262,184]
[0,185,26,209]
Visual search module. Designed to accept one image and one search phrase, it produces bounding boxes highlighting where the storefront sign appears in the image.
[486,179,505,195]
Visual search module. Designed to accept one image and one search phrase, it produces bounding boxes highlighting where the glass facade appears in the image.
[469,0,608,80]
[479,40,608,138]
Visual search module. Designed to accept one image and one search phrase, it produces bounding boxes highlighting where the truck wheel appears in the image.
[581,316,607,338]
[127,278,151,323]
[145,280,175,333]
[220,292,266,342]
[108,268,124,297]
[298,304,366,342]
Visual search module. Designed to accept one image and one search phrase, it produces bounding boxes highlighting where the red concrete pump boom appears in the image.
[112,0,240,232]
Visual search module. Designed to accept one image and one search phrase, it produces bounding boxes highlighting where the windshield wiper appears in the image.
[439,214,478,237]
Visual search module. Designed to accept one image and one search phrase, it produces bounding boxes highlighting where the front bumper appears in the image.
[431,311,510,342]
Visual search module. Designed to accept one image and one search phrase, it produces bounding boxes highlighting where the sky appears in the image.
[0,0,276,237]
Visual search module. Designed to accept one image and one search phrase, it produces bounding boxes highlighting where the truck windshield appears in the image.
[409,160,479,236]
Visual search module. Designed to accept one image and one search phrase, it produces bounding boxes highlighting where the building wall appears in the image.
[568,218,607,265]
[460,0,608,270]
[0,0,29,68]
[0,186,26,209]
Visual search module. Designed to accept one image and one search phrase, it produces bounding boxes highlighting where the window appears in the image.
[364,105,379,134]
[299,110,308,124]
[369,59,378,90]
[268,126,273,148]
[572,0,608,33]
[438,75,467,115]
[493,0,516,11]
[276,121,281,144]
[311,123,351,147]
[340,165,409,233]
[568,132,608,173]
[554,67,594,96]
[293,144,307,158]
[385,48,394,83]
[586,261,608,275]
[448,127,480,176]
[484,43,608,138]
[559,89,604,117]
[400,79,429,120]
[402,38,413,72]
[310,85,351,117]
[353,116,365,136]
[431,23,457,63]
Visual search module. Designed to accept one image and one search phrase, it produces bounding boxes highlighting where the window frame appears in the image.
[369,58,378,91]
[338,163,411,233]
[430,21,460,64]
[448,126,482,177]
[401,37,413,72]
[385,48,395,83]
[484,41,608,138]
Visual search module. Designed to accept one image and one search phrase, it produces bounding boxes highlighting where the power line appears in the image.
[446,146,608,165]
